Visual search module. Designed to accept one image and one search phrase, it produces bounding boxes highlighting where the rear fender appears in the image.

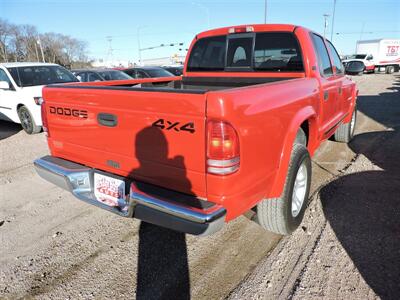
[268,106,317,198]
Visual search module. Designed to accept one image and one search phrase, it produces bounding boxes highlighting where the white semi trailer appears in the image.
[357,39,400,73]
[343,39,400,74]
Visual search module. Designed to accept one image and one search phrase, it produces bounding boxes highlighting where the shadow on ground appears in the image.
[320,75,400,298]
[0,119,22,140]
[131,126,192,300]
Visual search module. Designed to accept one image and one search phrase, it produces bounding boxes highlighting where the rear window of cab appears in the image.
[187,32,303,72]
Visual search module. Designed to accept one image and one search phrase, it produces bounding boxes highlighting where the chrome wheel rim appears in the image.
[20,110,32,132]
[291,162,308,218]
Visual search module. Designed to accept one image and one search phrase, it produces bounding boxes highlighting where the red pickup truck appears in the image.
[34,24,357,236]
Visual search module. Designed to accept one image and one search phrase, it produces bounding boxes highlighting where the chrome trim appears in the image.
[207,157,240,167]
[130,185,225,224]
[34,156,226,235]
[34,156,133,217]
[207,164,239,175]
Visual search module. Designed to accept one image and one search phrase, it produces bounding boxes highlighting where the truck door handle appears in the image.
[324,91,329,101]
[98,113,118,127]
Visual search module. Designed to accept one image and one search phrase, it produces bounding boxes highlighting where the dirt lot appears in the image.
[0,74,399,299]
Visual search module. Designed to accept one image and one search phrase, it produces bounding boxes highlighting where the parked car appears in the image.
[72,69,133,82]
[342,54,375,74]
[0,62,78,134]
[35,24,357,237]
[343,60,366,75]
[161,65,184,76]
[121,66,175,78]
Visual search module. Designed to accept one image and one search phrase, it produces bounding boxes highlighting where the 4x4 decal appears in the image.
[152,119,195,133]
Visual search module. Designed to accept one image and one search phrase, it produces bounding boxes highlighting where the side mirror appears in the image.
[0,81,10,90]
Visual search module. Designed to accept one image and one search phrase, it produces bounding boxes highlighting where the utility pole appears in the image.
[264,0,267,23]
[323,14,330,38]
[137,26,147,65]
[1,41,8,62]
[34,43,39,62]
[330,0,337,41]
[37,37,45,63]
[106,36,113,65]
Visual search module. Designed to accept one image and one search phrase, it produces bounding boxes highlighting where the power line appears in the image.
[140,42,184,51]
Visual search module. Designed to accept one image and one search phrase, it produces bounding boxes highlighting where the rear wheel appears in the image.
[256,130,311,235]
[386,66,395,74]
[17,106,41,134]
[334,105,357,143]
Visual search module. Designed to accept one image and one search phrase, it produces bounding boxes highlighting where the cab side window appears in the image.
[125,69,137,78]
[327,41,344,75]
[137,71,147,78]
[76,72,87,82]
[311,34,333,77]
[0,69,13,89]
[88,72,102,82]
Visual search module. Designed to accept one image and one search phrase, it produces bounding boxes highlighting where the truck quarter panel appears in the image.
[206,78,320,220]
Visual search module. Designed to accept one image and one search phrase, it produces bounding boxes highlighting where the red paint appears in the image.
[42,24,357,222]
[379,57,400,64]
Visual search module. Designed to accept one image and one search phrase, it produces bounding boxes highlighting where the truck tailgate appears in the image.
[42,85,207,197]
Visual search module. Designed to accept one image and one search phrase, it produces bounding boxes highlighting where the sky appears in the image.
[1,0,399,63]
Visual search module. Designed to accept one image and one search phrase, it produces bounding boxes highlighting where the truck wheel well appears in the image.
[17,104,24,110]
[300,121,309,146]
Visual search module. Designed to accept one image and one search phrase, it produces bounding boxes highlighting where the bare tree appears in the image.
[0,18,90,67]
[0,19,12,62]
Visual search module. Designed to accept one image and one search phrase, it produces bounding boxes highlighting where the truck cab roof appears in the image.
[196,24,300,39]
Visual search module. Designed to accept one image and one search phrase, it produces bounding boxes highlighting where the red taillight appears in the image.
[40,99,49,137]
[207,120,240,175]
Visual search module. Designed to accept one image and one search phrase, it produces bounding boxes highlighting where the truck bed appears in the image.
[62,76,297,93]
[43,75,298,199]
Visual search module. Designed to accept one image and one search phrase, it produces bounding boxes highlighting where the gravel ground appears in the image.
[0,74,398,299]
[228,73,400,300]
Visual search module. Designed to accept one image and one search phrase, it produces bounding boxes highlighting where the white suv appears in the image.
[0,62,78,134]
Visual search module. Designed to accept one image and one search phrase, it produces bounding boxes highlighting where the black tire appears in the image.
[17,106,41,134]
[386,66,395,74]
[333,106,357,143]
[256,132,311,235]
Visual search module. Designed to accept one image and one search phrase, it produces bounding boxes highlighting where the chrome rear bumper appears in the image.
[34,156,226,236]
